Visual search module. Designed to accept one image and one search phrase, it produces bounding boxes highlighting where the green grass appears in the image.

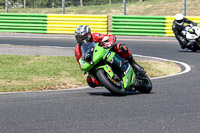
[0,55,87,92]
[0,54,181,92]
[0,0,199,16]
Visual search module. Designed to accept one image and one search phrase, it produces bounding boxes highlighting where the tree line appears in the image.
[0,0,144,8]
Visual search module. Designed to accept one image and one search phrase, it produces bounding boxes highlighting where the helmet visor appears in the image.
[75,34,88,43]
[177,19,183,23]
[176,19,184,26]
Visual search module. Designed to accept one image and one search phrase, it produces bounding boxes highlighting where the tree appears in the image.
[0,0,5,8]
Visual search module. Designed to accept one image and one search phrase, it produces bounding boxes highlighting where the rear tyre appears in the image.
[134,74,152,93]
[96,69,126,96]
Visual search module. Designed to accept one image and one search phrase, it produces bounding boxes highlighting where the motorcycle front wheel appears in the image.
[96,69,126,96]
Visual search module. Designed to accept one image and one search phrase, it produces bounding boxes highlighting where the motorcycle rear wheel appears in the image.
[96,69,126,96]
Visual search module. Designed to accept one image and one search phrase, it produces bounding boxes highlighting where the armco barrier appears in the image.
[0,13,108,35]
[0,13,47,33]
[112,15,167,36]
[1,13,199,37]
[46,14,107,34]
[112,15,200,37]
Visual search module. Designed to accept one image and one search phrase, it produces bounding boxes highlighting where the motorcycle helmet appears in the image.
[75,25,91,44]
[175,13,184,26]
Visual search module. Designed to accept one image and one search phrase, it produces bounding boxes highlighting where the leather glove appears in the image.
[103,44,112,49]
[193,23,198,26]
[190,23,198,27]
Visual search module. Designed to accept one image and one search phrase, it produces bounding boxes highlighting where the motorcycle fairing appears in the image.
[80,41,136,89]
[122,64,136,88]
[105,53,136,88]
[97,65,114,79]
[80,57,94,71]
[182,25,200,40]
[80,42,109,71]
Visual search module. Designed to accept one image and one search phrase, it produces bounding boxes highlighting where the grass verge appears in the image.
[0,0,199,16]
[0,54,181,92]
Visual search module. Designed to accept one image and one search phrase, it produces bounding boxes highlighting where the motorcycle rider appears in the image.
[172,13,198,50]
[74,25,145,88]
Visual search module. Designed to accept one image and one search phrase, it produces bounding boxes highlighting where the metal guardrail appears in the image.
[1,13,199,37]
[0,13,108,35]
[46,14,107,34]
[112,15,200,37]
[112,15,166,36]
[0,13,47,33]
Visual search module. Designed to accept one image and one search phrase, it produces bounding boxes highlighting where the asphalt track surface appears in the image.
[0,33,200,133]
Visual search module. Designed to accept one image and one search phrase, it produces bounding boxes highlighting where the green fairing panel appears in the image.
[104,51,115,62]
[93,44,109,63]
[97,65,114,78]
[122,66,135,88]
[80,43,108,72]
[80,57,94,71]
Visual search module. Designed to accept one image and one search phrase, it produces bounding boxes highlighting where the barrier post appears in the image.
[123,0,126,15]
[183,0,186,16]
[5,0,8,13]
[62,0,65,14]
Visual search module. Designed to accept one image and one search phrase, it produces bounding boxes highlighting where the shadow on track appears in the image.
[178,50,200,53]
[88,91,154,97]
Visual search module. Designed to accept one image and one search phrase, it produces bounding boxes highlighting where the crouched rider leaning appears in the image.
[172,13,198,49]
[74,25,144,88]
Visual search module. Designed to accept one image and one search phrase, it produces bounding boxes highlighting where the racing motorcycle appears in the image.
[79,41,152,96]
[181,24,200,52]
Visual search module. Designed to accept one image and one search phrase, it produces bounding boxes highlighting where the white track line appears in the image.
[133,54,191,80]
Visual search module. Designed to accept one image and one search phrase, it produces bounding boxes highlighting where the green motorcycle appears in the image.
[80,42,152,96]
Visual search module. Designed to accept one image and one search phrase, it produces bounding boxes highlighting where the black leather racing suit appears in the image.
[172,17,197,49]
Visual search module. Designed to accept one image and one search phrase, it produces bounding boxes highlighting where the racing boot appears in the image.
[127,55,146,74]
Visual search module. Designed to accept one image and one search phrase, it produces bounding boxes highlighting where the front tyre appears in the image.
[96,69,126,96]
[134,74,152,93]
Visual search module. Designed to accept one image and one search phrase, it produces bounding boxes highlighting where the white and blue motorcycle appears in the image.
[181,24,200,52]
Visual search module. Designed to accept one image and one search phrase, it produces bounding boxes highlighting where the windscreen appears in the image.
[81,42,96,57]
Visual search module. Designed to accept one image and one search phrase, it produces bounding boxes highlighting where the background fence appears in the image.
[112,15,167,36]
[0,13,107,34]
[112,15,200,36]
[0,13,47,33]
[1,13,200,36]
[46,14,107,34]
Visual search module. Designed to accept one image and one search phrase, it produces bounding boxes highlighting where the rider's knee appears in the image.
[114,43,129,53]
[119,43,128,52]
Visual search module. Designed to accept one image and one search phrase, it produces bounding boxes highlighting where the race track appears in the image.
[0,33,200,133]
